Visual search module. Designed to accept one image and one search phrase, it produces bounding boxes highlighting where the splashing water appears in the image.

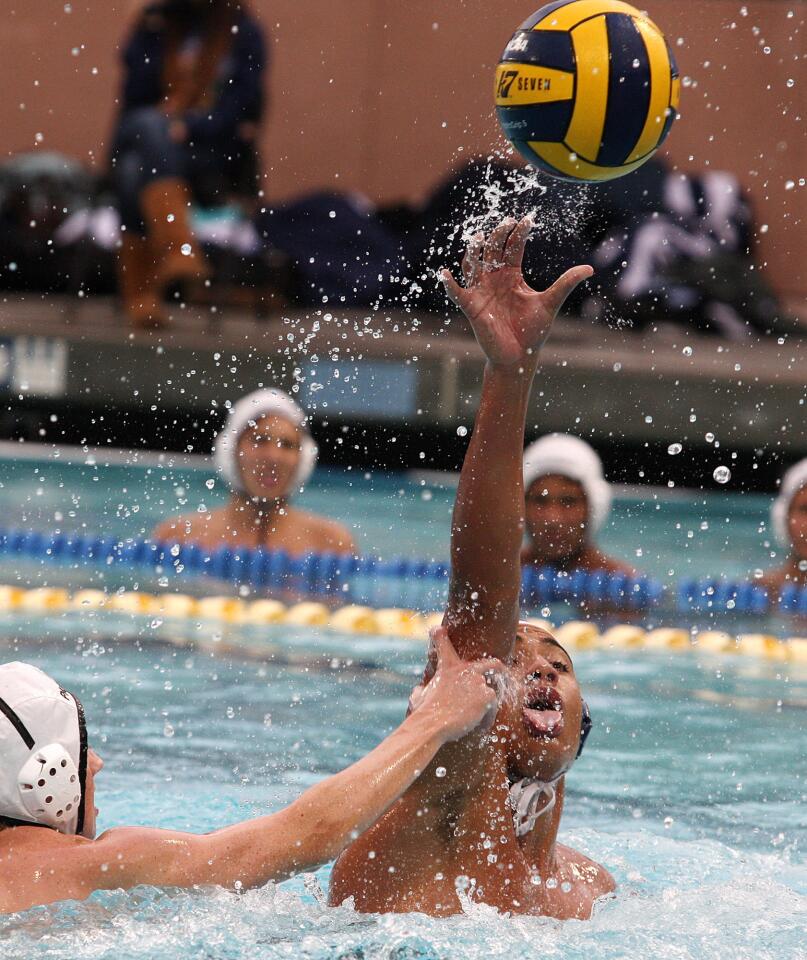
[1,629,804,959]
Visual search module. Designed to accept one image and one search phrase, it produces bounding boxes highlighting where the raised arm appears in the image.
[440,217,592,662]
[46,632,501,901]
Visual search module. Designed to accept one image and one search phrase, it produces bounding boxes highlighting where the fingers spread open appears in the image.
[440,268,464,306]
[483,217,517,266]
[461,232,484,286]
[544,264,594,314]
[503,216,533,269]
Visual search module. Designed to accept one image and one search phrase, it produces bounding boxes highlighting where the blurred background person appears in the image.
[759,459,807,593]
[111,0,266,327]
[153,389,355,555]
[522,434,633,575]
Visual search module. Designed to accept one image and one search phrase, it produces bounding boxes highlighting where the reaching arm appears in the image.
[440,218,592,662]
[50,632,501,900]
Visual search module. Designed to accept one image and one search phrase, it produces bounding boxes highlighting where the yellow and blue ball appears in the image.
[495,0,680,182]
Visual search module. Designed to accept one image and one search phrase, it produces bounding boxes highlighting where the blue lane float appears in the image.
[0,527,804,616]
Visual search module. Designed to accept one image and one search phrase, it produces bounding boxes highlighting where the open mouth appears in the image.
[522,684,564,739]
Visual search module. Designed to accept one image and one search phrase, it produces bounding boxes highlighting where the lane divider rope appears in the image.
[1,528,806,615]
[0,585,805,662]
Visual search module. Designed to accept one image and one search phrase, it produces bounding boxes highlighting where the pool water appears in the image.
[0,445,786,582]
[1,622,805,959]
[1,448,805,957]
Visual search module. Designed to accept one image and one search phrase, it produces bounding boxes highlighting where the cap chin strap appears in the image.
[509,774,561,838]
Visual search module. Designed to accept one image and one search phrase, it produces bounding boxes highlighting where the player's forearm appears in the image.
[277,709,448,871]
[445,362,535,658]
[198,708,448,887]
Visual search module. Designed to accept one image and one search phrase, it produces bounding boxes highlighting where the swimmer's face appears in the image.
[494,624,584,781]
[82,749,103,840]
[787,486,807,562]
[525,475,589,561]
[237,414,302,501]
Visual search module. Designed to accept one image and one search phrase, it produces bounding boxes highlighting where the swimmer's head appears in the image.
[494,623,586,783]
[0,662,99,838]
[523,435,611,562]
[771,459,807,561]
[214,389,318,502]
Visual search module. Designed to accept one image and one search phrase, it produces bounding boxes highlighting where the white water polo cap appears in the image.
[523,434,612,534]
[213,389,318,497]
[0,662,88,834]
[771,458,807,548]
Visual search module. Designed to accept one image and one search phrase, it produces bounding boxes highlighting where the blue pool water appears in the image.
[0,448,805,957]
[1,622,805,959]
[0,445,786,580]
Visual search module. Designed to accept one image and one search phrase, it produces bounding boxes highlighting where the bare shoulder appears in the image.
[152,508,227,545]
[757,566,786,593]
[0,829,103,912]
[590,549,635,578]
[556,842,616,897]
[287,508,355,552]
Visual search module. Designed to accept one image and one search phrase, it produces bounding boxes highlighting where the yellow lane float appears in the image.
[0,583,804,662]
[283,602,330,626]
[196,596,246,622]
[20,587,70,611]
[554,621,600,650]
[328,605,379,633]
[244,599,288,625]
[600,624,647,649]
[109,591,157,614]
[72,589,108,610]
[644,628,691,650]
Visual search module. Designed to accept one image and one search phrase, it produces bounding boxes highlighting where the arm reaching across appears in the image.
[4,632,502,911]
[440,217,592,662]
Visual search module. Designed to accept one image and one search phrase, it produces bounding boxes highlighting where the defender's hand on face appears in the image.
[408,627,504,741]
[441,216,593,370]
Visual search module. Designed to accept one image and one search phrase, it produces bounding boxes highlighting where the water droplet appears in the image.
[663,816,674,828]
[456,425,468,437]
[667,443,682,455]
[180,243,192,256]
[166,213,175,223]
[682,345,693,356]
[713,466,731,484]
[205,478,215,489]
[705,432,715,443]
[163,723,174,738]
[435,766,447,778]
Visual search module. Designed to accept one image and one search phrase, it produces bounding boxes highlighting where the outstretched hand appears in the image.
[441,216,593,369]
[408,626,504,742]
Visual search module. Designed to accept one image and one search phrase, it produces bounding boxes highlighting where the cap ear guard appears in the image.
[0,665,88,836]
[577,700,592,759]
[18,742,82,831]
